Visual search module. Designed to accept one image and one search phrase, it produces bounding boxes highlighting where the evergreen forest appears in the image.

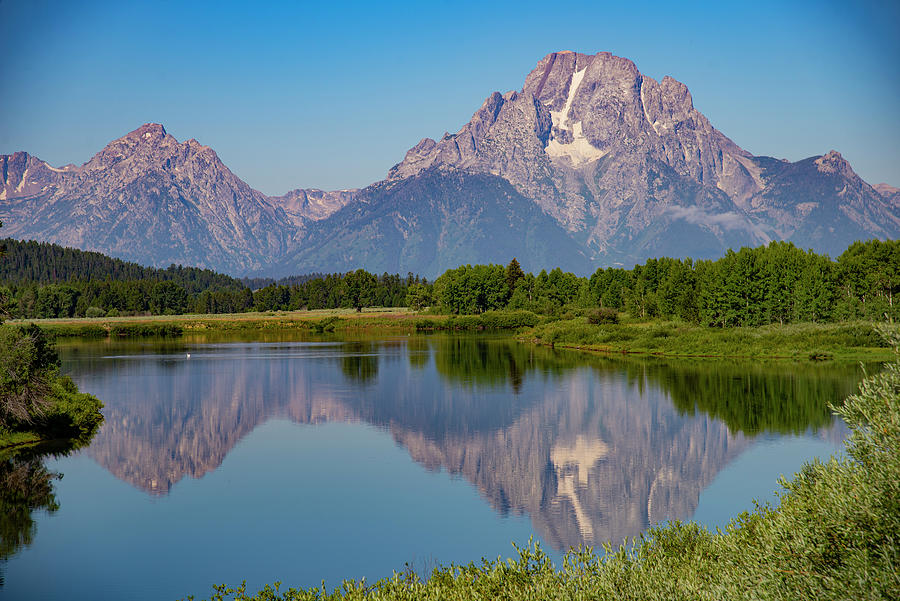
[1,237,897,326]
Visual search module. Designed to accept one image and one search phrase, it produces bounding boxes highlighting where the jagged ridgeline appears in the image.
[3,52,898,277]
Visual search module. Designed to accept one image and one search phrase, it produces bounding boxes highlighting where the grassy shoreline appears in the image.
[10,310,895,361]
[0,430,44,451]
[10,308,428,336]
[525,319,895,361]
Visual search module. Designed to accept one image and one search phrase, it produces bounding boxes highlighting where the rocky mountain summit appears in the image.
[0,124,350,273]
[390,51,899,264]
[2,52,897,276]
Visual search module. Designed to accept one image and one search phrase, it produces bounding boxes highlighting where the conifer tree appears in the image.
[505,258,525,296]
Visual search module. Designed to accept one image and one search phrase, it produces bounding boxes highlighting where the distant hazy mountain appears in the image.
[875,183,900,210]
[273,167,593,276]
[2,51,897,276]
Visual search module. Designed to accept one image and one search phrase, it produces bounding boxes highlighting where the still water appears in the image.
[2,334,862,600]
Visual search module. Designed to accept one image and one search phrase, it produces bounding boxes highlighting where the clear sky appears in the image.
[1,0,898,195]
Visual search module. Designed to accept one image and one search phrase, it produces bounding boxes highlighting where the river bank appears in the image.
[9,310,895,361]
[526,318,895,361]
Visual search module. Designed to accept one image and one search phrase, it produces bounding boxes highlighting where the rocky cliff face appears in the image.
[0,124,300,272]
[0,124,353,274]
[389,51,898,264]
[269,187,357,225]
[874,183,900,212]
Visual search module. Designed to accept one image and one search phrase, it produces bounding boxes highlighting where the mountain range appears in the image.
[2,51,897,277]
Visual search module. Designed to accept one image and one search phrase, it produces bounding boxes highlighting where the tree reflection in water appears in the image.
[340,342,379,383]
[0,448,61,586]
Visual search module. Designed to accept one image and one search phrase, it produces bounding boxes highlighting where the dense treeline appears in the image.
[0,272,427,319]
[2,236,897,324]
[241,273,327,290]
[431,240,899,325]
[0,238,243,292]
[0,239,429,318]
[1,279,253,318]
[596,239,899,325]
[251,271,427,313]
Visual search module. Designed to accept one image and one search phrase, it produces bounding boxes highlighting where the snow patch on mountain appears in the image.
[545,67,606,165]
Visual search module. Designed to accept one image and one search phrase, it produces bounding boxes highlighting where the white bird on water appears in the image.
[186,353,191,359]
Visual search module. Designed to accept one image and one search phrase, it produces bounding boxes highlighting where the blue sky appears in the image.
[1,0,898,194]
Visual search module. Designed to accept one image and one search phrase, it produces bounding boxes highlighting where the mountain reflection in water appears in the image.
[60,335,858,550]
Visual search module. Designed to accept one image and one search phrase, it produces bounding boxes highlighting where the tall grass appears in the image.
[416,310,540,332]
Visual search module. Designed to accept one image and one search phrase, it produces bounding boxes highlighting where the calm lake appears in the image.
[2,333,863,600]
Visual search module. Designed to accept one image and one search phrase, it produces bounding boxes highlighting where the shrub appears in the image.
[311,317,342,333]
[420,311,540,331]
[85,306,105,319]
[587,308,619,325]
[44,324,107,338]
[477,310,539,330]
[0,325,56,429]
[41,375,104,446]
[413,318,437,331]
[0,324,104,446]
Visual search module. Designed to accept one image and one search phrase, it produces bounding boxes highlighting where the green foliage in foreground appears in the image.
[186,329,900,601]
[0,324,103,448]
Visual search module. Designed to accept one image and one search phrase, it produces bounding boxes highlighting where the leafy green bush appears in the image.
[413,318,437,331]
[586,307,619,325]
[84,306,105,318]
[477,310,539,329]
[311,316,343,333]
[1,324,104,447]
[46,324,108,338]
[0,325,56,430]
[41,375,104,447]
[532,320,601,345]
[418,311,540,331]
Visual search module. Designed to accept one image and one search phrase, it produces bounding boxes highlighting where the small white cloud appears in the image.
[664,205,771,242]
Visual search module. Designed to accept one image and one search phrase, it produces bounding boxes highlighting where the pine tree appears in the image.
[505,258,525,296]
